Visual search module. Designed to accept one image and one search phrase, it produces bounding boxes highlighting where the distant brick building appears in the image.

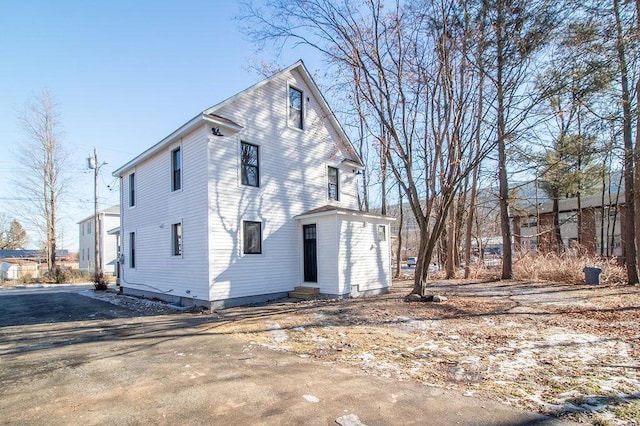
[512,193,625,257]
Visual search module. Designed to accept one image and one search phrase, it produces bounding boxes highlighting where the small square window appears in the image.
[378,225,386,242]
[243,221,262,254]
[328,166,339,201]
[171,147,181,191]
[129,173,136,207]
[241,142,259,187]
[289,86,303,129]
[172,222,182,256]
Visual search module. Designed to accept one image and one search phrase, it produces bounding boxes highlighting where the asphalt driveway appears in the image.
[0,291,149,327]
[0,287,577,425]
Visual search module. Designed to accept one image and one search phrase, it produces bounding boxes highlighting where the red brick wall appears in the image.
[580,208,596,255]
[538,213,556,253]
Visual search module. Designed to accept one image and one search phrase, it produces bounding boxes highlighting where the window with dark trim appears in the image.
[243,221,262,254]
[172,222,182,256]
[129,173,136,207]
[171,147,181,191]
[241,142,259,187]
[129,232,136,268]
[378,225,386,242]
[328,166,339,201]
[288,86,303,129]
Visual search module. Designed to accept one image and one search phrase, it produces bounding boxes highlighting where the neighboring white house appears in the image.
[78,205,120,276]
[1,262,19,280]
[112,60,393,308]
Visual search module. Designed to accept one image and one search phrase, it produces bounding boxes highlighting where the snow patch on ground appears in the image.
[265,322,288,344]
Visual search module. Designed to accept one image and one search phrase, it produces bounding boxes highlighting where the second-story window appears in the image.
[171,147,181,191]
[328,166,339,201]
[289,86,303,129]
[129,173,136,207]
[241,142,259,187]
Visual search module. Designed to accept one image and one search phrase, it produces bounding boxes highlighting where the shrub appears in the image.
[512,252,626,285]
[18,271,33,284]
[93,273,108,291]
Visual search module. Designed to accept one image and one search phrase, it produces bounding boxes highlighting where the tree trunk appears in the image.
[464,166,479,278]
[465,1,485,279]
[394,186,403,278]
[552,191,563,254]
[413,224,430,296]
[446,200,456,279]
[496,3,512,279]
[380,131,387,216]
[614,0,639,284]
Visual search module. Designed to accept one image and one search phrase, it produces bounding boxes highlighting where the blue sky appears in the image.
[0,1,321,250]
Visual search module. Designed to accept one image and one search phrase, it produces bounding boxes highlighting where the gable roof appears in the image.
[113,60,363,177]
[77,205,120,224]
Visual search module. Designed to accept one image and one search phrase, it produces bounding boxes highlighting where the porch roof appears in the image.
[295,205,394,221]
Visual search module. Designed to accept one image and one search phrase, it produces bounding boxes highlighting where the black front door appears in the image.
[303,224,317,282]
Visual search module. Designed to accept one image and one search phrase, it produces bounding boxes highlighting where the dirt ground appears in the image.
[208,279,640,425]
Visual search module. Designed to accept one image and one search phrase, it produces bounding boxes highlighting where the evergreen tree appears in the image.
[0,219,28,250]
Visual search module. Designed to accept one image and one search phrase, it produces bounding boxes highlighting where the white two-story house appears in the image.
[113,61,392,308]
[78,205,120,276]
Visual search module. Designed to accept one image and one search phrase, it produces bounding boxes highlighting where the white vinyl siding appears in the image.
[206,68,359,302]
[77,212,120,275]
[339,217,391,294]
[116,64,376,306]
[121,126,210,299]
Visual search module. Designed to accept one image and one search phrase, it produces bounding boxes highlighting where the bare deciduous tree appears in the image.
[14,90,71,272]
[241,0,493,295]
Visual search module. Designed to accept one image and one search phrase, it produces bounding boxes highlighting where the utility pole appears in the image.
[88,147,104,281]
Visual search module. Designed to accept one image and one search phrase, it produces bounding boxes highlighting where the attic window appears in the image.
[129,173,136,207]
[171,147,181,191]
[328,166,339,201]
[288,86,303,129]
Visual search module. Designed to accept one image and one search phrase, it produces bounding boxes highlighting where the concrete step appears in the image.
[288,286,320,300]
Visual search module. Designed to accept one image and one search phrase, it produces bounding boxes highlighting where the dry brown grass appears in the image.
[513,252,627,285]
